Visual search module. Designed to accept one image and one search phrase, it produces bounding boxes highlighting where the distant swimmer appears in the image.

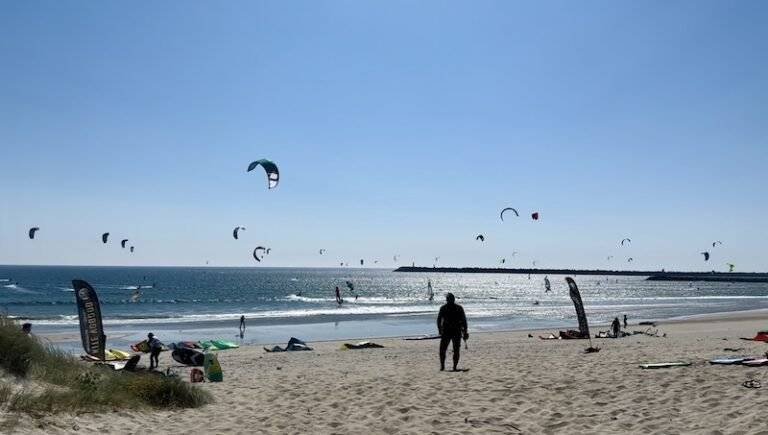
[437,293,468,371]
[533,300,540,305]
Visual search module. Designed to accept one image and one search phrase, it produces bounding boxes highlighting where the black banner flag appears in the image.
[566,277,590,338]
[72,279,106,361]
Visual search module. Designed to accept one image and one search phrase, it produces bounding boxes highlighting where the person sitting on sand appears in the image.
[147,332,163,370]
[437,293,469,371]
[611,317,621,338]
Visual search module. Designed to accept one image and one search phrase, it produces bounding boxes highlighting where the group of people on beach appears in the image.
[236,291,471,371]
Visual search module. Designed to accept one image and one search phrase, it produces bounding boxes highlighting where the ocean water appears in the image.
[2,265,768,351]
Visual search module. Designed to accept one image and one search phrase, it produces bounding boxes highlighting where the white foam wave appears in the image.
[2,284,38,294]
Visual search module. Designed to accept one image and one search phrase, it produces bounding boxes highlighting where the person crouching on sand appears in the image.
[437,293,468,371]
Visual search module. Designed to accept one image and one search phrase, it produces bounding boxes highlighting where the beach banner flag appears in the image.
[566,277,590,338]
[72,279,106,361]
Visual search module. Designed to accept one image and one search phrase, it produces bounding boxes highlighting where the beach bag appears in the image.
[203,353,223,382]
[190,368,205,383]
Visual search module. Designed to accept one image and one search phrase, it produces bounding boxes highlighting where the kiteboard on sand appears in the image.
[709,357,754,365]
[403,334,441,341]
[639,362,691,369]
[741,358,768,367]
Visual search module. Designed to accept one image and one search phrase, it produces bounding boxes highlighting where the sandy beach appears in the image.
[2,313,767,434]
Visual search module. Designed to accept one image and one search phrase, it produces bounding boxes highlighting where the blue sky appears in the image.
[1,1,766,270]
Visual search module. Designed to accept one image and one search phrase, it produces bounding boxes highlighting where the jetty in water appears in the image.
[393,267,768,283]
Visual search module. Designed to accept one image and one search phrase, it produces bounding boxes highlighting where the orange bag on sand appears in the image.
[190,368,205,383]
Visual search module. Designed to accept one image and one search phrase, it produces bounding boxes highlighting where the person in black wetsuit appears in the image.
[437,293,469,371]
[147,332,163,370]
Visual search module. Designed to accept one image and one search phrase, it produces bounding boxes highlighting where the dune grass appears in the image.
[0,315,211,413]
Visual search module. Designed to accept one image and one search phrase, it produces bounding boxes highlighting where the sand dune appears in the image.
[4,315,768,434]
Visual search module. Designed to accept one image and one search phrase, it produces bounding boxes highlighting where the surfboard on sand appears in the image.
[639,362,691,369]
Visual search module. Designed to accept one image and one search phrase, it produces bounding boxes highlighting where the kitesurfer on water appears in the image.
[437,293,468,371]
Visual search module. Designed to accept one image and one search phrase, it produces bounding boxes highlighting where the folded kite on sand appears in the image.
[81,349,133,362]
[264,337,312,352]
[740,331,768,342]
[540,330,590,340]
[172,347,206,366]
[342,341,384,350]
[200,340,240,351]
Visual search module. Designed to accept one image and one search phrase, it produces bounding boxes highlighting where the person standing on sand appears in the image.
[147,332,163,370]
[623,314,628,329]
[239,315,246,338]
[611,317,621,338]
[437,293,469,371]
